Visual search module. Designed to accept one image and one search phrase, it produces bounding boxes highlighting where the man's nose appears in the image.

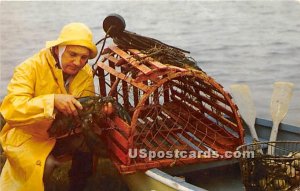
[73,57,81,66]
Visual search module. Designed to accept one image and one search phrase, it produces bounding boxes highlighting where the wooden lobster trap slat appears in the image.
[96,45,244,174]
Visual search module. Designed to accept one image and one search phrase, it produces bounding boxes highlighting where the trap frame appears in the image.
[95,45,244,174]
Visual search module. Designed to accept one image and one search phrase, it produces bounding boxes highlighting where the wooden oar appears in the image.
[230,84,259,142]
[267,82,294,155]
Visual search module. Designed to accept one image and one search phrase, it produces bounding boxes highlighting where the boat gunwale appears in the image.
[255,118,300,135]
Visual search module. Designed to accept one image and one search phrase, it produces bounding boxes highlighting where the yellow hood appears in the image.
[46,23,98,59]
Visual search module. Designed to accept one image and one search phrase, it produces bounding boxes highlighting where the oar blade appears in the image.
[230,84,258,141]
[270,82,294,123]
[268,81,294,155]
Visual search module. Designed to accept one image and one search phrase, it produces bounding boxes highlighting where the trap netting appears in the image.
[237,141,300,191]
[95,46,244,174]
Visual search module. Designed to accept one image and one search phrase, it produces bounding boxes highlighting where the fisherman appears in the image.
[0,22,112,191]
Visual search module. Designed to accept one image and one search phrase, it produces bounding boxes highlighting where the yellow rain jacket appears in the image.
[0,48,95,191]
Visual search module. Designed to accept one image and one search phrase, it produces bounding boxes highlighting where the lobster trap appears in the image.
[237,141,300,191]
[94,45,245,174]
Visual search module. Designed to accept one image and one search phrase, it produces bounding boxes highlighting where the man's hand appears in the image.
[54,94,83,116]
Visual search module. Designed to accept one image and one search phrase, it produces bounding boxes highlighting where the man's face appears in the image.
[61,45,90,75]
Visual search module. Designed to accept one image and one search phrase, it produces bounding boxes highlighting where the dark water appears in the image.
[1,1,299,127]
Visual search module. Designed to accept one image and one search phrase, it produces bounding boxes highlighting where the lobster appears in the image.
[48,96,130,155]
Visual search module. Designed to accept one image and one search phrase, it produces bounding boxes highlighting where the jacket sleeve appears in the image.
[0,62,55,127]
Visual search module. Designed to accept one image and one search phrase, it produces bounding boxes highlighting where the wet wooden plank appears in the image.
[177,77,228,105]
[177,109,237,147]
[102,53,119,64]
[166,65,187,72]
[164,100,238,147]
[128,49,167,69]
[97,61,148,92]
[170,81,235,119]
[140,135,157,150]
[170,88,238,132]
[161,106,228,154]
[106,138,128,165]
[97,67,107,96]
[134,69,169,83]
[163,104,233,147]
[136,119,171,151]
[153,89,159,104]
[143,81,150,105]
[163,81,170,103]
[109,46,153,74]
[133,87,139,107]
[172,78,228,104]
[180,130,210,152]
[159,108,206,153]
[111,117,130,136]
[142,117,179,150]
[193,79,228,104]
[108,129,129,150]
[121,67,130,110]
[156,113,189,147]
[154,118,192,150]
